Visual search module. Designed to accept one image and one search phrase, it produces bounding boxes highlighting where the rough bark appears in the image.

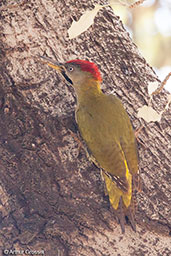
[0,0,170,255]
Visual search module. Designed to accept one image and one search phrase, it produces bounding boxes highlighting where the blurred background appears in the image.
[113,0,171,92]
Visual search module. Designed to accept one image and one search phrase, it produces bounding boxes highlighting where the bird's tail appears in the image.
[102,160,132,209]
[102,163,136,233]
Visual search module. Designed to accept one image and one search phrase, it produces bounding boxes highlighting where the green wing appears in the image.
[108,95,138,175]
[76,94,138,180]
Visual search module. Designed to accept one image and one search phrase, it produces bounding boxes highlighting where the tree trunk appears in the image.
[0,0,170,255]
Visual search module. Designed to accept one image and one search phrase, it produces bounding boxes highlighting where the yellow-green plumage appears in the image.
[76,87,138,210]
[41,57,139,232]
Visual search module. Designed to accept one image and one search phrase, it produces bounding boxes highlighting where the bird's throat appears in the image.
[74,79,102,104]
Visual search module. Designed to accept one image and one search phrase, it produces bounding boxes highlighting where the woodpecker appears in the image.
[40,56,139,233]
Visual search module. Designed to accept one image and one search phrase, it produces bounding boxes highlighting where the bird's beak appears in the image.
[38,55,73,85]
[38,56,63,72]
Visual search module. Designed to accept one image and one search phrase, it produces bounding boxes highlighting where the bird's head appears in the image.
[64,59,102,85]
[40,57,102,91]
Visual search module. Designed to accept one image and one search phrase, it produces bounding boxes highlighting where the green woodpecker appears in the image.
[40,57,139,233]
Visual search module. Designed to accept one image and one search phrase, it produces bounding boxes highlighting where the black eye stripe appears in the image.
[61,71,73,84]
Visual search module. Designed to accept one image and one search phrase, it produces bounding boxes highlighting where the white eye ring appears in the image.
[69,66,74,72]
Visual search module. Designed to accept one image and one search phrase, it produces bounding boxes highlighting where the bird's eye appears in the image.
[68,66,74,72]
